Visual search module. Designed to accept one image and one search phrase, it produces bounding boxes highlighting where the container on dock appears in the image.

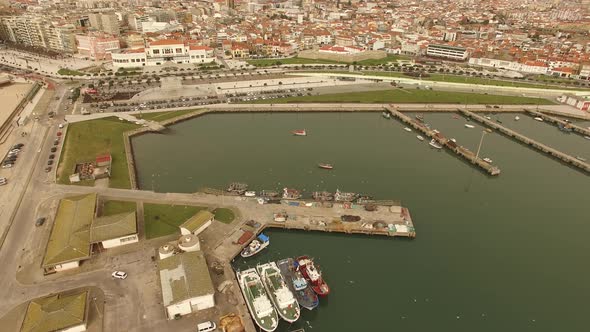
[236,230,254,245]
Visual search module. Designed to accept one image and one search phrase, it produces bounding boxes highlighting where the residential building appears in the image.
[0,16,77,53]
[580,65,590,80]
[20,290,89,332]
[180,210,214,236]
[426,44,468,60]
[158,251,215,319]
[88,12,120,36]
[76,33,120,60]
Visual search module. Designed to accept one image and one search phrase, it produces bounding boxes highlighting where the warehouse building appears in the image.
[179,210,214,236]
[157,251,215,319]
[20,289,89,332]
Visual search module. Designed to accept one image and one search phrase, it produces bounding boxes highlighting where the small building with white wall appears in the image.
[426,44,468,61]
[90,211,138,249]
[111,39,215,69]
[20,289,89,332]
[180,210,214,236]
[157,251,215,319]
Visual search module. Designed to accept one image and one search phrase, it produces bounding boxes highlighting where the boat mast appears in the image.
[474,130,487,161]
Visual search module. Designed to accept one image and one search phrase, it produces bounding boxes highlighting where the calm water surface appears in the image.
[133,112,590,331]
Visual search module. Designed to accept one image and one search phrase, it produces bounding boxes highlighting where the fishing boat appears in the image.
[273,212,288,222]
[334,189,358,202]
[312,191,334,201]
[241,233,270,258]
[483,157,493,163]
[576,156,587,162]
[450,138,457,143]
[244,191,256,197]
[534,117,544,122]
[227,182,248,195]
[296,256,330,297]
[277,258,319,311]
[282,188,301,199]
[485,116,492,120]
[257,262,301,323]
[429,139,442,149]
[237,268,279,332]
[465,124,475,129]
[415,114,425,122]
[416,135,424,141]
[292,129,307,136]
[558,123,573,133]
[404,127,412,132]
[584,136,590,140]
[485,128,493,133]
[515,116,520,121]
[261,190,279,198]
[382,111,391,119]
[318,163,333,170]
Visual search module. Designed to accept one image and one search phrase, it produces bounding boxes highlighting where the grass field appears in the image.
[143,203,206,239]
[102,200,137,216]
[57,117,139,189]
[213,208,235,224]
[57,68,85,76]
[137,109,197,122]
[247,55,408,67]
[248,89,554,105]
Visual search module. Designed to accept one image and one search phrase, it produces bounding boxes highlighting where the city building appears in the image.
[111,39,215,68]
[157,250,215,319]
[76,33,121,60]
[426,44,468,61]
[88,12,120,36]
[180,210,214,236]
[0,16,77,53]
[20,290,89,332]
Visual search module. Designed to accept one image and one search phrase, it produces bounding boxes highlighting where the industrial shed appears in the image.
[90,212,138,249]
[20,289,89,332]
[179,210,214,236]
[157,251,215,319]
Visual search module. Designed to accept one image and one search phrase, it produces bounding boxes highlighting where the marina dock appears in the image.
[384,105,501,176]
[459,109,590,174]
[524,109,590,137]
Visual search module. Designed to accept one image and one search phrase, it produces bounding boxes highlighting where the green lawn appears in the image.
[137,109,197,122]
[247,89,554,105]
[102,200,137,216]
[213,208,235,224]
[143,203,207,239]
[57,117,139,189]
[356,55,410,66]
[57,68,85,76]
[247,57,346,67]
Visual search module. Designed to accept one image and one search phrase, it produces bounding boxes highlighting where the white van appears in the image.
[197,321,216,332]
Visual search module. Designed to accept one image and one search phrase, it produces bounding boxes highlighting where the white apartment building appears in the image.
[426,44,468,61]
[111,39,215,68]
[0,16,77,53]
[469,58,549,75]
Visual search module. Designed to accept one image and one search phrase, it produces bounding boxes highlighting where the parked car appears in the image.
[2,163,13,169]
[35,217,46,227]
[12,143,24,149]
[45,166,52,173]
[47,160,53,165]
[48,154,55,159]
[197,321,217,332]
[58,123,64,129]
[50,147,57,152]
[53,140,59,146]
[112,271,127,279]
[56,131,62,137]
[0,177,7,186]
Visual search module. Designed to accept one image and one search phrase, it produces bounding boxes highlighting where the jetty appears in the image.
[524,109,590,137]
[459,109,590,174]
[384,105,501,176]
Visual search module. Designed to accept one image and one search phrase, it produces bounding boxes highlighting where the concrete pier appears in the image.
[525,109,590,137]
[459,109,590,174]
[384,105,501,176]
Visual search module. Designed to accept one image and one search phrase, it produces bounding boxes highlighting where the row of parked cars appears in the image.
[45,125,64,173]
[2,143,24,169]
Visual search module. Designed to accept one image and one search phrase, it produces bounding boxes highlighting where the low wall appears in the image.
[298,49,387,63]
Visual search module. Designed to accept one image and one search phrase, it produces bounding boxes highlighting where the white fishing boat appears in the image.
[583,136,590,140]
[404,127,412,132]
[429,139,443,149]
[244,191,256,197]
[416,135,424,141]
[515,116,520,121]
[485,116,492,120]
[241,233,270,258]
[450,138,457,143]
[465,124,475,129]
[483,158,493,163]
[257,262,301,323]
[534,117,544,122]
[237,268,279,332]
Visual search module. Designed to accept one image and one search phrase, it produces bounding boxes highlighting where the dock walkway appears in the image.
[384,105,501,176]
[459,109,590,173]
[525,109,590,137]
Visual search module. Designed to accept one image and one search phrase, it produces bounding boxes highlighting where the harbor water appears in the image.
[132,112,590,331]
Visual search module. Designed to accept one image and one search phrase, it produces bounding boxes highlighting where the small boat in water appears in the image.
[584,136,590,140]
[465,124,475,129]
[450,138,457,143]
[415,114,424,122]
[382,111,391,119]
[292,129,307,136]
[515,116,520,121]
[404,127,412,132]
[318,163,333,170]
[244,191,256,197]
[297,256,330,297]
[534,117,544,122]
[576,156,587,162]
[241,233,270,258]
[483,157,493,163]
[429,139,443,149]
[282,188,301,199]
[485,116,492,120]
[417,135,424,141]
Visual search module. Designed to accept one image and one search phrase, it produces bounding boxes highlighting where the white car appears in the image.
[111,271,127,279]
[58,123,64,129]
[197,321,217,332]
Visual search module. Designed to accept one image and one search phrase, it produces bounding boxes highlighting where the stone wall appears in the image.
[297,50,387,63]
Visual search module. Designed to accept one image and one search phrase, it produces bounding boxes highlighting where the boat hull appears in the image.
[257,263,300,323]
[296,256,330,297]
[277,259,319,311]
[237,269,279,332]
[241,240,269,258]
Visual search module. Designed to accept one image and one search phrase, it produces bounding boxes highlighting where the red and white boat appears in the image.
[292,129,307,136]
[296,256,330,297]
[318,163,333,170]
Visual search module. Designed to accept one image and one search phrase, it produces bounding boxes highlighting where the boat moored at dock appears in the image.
[257,262,301,323]
[312,191,334,201]
[237,268,279,332]
[227,182,248,195]
[277,258,319,311]
[534,117,544,122]
[296,256,330,297]
[282,188,302,200]
[241,233,270,258]
[334,189,359,202]
[292,129,307,136]
[416,135,424,141]
[382,111,391,119]
[465,124,475,129]
[404,127,412,132]
[429,139,443,149]
[483,158,493,164]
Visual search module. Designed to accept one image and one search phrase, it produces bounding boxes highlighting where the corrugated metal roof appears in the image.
[157,251,214,306]
[180,210,214,233]
[42,194,96,268]
[90,211,137,243]
[21,290,88,332]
